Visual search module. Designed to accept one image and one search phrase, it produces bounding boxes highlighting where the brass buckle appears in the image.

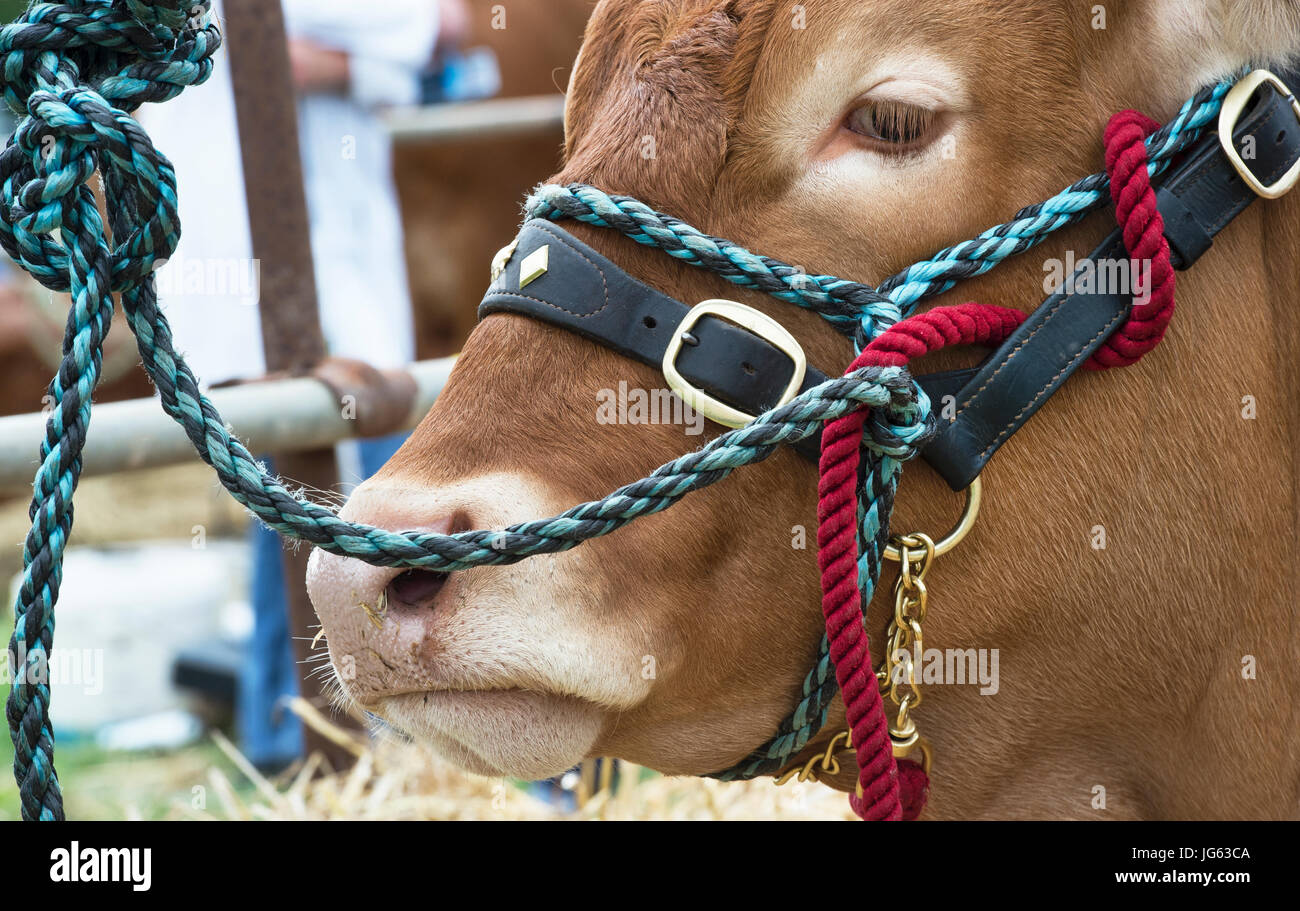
[1217,69,1300,199]
[661,299,807,429]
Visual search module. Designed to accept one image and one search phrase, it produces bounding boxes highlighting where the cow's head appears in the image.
[307,0,1300,785]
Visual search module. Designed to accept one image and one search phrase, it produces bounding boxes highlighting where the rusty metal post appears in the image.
[222,0,358,766]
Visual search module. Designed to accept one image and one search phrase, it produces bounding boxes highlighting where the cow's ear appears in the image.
[1150,0,1300,86]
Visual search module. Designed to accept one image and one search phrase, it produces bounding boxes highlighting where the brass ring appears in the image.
[884,476,982,562]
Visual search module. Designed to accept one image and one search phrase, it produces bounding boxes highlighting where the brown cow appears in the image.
[307,0,1300,819]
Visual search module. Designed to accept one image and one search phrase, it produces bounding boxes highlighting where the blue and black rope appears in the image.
[1,0,218,824]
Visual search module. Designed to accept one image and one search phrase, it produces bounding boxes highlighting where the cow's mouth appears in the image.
[375,687,604,780]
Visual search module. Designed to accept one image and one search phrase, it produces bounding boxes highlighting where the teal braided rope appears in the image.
[121,245,930,566]
[874,79,1231,310]
[525,183,904,343]
[1,0,219,822]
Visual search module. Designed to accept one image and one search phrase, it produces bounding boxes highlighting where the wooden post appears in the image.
[222,0,359,767]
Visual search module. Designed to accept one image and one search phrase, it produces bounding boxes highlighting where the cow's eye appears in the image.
[845,99,937,150]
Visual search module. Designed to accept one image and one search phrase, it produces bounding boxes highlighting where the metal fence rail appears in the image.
[384,93,565,144]
[0,358,455,491]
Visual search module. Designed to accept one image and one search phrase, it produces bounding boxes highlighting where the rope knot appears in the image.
[854,365,936,461]
[0,2,207,110]
[6,95,98,227]
[0,2,218,292]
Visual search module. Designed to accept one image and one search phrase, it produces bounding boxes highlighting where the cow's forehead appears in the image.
[740,0,1082,133]
[565,0,1088,207]
[575,0,1082,117]
[561,0,744,214]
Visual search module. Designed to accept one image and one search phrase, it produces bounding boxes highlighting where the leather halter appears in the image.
[923,67,1300,488]
[481,219,834,462]
[480,68,1300,487]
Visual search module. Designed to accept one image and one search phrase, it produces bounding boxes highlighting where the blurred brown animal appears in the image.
[395,0,596,358]
[0,0,593,419]
[0,283,152,418]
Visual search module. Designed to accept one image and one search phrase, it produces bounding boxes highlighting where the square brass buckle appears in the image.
[661,299,807,429]
[1218,69,1300,199]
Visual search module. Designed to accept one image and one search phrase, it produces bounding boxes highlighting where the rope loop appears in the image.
[0,2,215,295]
[1086,109,1178,369]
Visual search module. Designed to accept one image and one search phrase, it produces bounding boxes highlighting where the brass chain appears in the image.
[773,730,855,787]
[876,531,937,776]
[774,481,982,793]
[774,534,940,790]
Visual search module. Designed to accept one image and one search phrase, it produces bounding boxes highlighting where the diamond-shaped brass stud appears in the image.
[518,244,550,289]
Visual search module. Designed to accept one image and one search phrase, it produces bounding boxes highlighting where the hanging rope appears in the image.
[1,0,220,823]
[816,105,1182,820]
[0,1,1226,820]
[819,303,1027,820]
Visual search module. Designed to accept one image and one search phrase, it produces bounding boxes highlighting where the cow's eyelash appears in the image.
[844,100,939,151]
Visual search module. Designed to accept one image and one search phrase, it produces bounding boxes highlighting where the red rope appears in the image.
[1087,110,1176,369]
[818,304,1025,821]
[817,109,1176,820]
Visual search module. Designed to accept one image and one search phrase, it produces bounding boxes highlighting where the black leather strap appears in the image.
[920,70,1300,490]
[479,220,833,461]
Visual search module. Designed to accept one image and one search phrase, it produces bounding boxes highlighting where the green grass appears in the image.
[0,684,15,820]
[1,667,256,821]
[0,708,259,821]
[2,2,28,26]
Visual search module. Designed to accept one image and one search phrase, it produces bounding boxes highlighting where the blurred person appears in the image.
[0,257,29,368]
[141,0,470,769]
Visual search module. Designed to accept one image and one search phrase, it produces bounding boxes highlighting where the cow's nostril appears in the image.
[387,569,448,609]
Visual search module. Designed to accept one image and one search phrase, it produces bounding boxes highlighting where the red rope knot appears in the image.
[1086,110,1177,369]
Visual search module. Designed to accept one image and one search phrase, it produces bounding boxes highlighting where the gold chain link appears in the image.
[774,535,940,791]
[877,531,937,776]
[773,730,855,786]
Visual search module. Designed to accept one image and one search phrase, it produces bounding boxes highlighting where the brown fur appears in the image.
[324,0,1300,818]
